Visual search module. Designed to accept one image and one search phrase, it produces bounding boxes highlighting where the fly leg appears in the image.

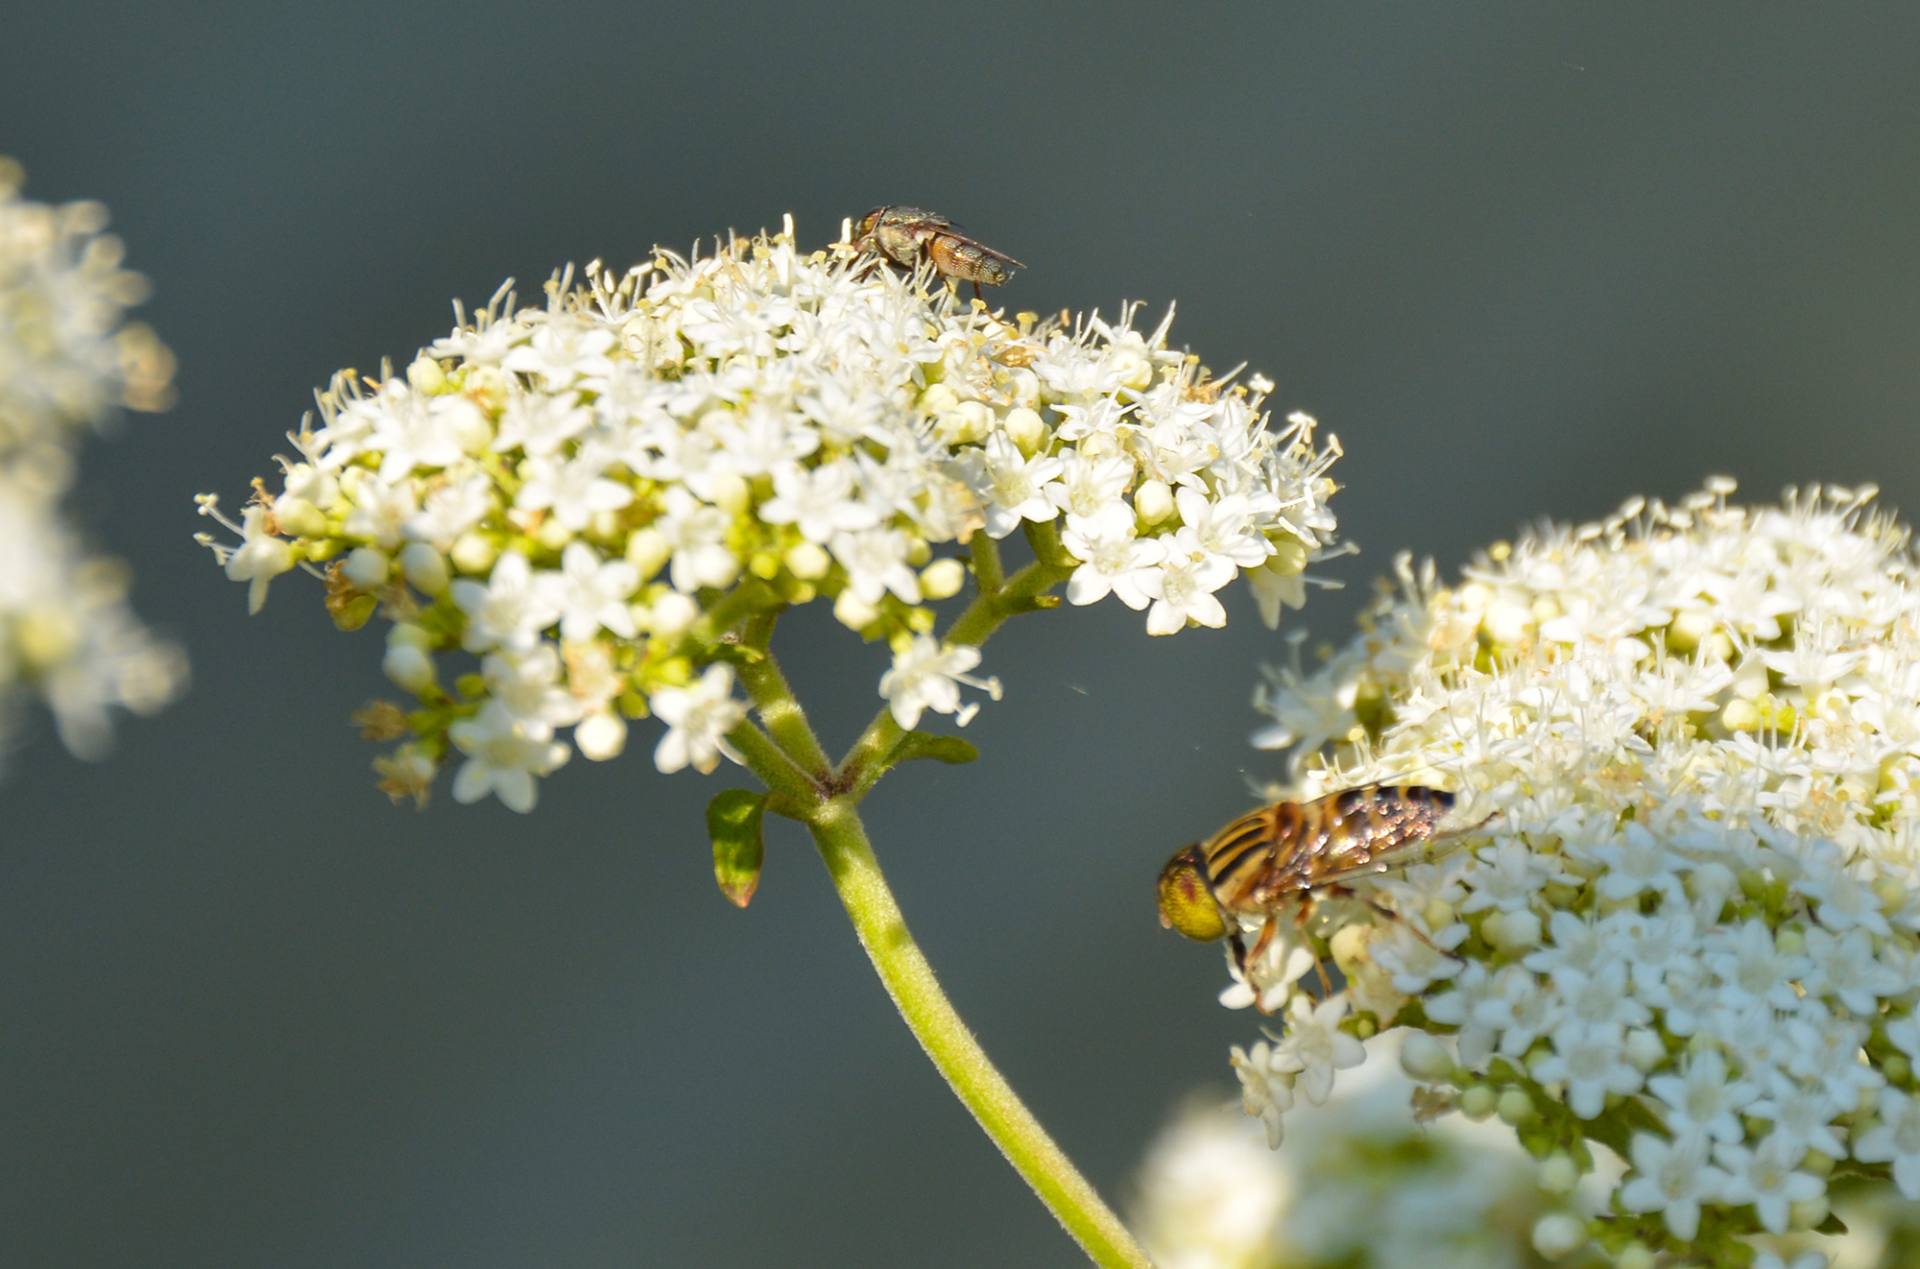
[1240,913,1314,1015]
[1290,899,1335,998]
[1328,883,1458,962]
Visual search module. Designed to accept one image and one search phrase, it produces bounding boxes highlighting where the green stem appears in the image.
[805,798,1149,1269]
[839,547,1073,785]
[719,558,1142,1262]
[735,613,832,777]
[725,719,817,810]
[970,533,1005,594]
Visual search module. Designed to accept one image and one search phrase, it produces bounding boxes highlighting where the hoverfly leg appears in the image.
[1227,927,1251,980]
[971,280,983,302]
[1286,901,1335,998]
[1242,914,1283,1015]
[1333,885,1459,963]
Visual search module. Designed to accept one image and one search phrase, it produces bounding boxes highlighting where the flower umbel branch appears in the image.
[196,216,1343,1265]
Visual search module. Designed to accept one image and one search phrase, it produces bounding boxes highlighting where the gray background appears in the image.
[4,3,1919,1265]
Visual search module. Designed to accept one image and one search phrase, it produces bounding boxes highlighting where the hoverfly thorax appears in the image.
[1157,843,1231,943]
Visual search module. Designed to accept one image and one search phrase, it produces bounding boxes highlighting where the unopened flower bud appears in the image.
[1459,1084,1496,1120]
[784,541,831,580]
[1399,1030,1453,1081]
[1004,406,1045,455]
[1538,1152,1580,1195]
[834,590,879,631]
[450,532,497,575]
[1530,1213,1586,1260]
[342,547,389,590]
[1135,479,1173,525]
[921,557,965,600]
[626,527,671,582]
[646,591,699,639]
[382,629,436,693]
[1496,1087,1536,1125]
[399,542,449,594]
[575,711,628,761]
[405,355,445,393]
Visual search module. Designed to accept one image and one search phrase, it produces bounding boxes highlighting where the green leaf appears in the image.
[894,731,980,766]
[707,789,767,909]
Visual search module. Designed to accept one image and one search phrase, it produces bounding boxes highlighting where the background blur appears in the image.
[4,3,1919,1264]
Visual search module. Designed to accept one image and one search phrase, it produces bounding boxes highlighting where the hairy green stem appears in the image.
[718,584,1145,1264]
[805,797,1150,1268]
[724,719,817,808]
[735,613,832,777]
[839,541,1074,787]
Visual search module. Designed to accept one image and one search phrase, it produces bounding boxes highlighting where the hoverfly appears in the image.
[1157,785,1462,1003]
[852,205,1024,299]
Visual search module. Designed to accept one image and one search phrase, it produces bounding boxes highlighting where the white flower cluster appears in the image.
[1230,480,1920,1264]
[0,159,182,765]
[1135,1033,1574,1269]
[197,219,1339,812]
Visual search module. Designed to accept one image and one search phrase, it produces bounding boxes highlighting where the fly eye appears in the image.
[1157,847,1228,943]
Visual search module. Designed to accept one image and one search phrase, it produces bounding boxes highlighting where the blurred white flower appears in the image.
[1138,1033,1575,1269]
[0,159,182,767]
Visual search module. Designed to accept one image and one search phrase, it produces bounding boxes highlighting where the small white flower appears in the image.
[1853,1086,1920,1199]
[1059,504,1162,609]
[1800,925,1895,1015]
[831,526,922,606]
[514,444,635,532]
[1647,1049,1757,1144]
[1747,1069,1846,1159]
[1702,920,1808,1013]
[656,486,739,593]
[407,473,495,549]
[1531,1022,1643,1119]
[448,700,572,813]
[879,637,1000,729]
[1046,450,1135,520]
[648,664,746,775]
[1229,1040,1294,1148]
[550,542,639,642]
[1619,1130,1727,1242]
[1713,1134,1823,1235]
[481,646,580,732]
[501,319,614,386]
[1266,993,1365,1104]
[759,460,879,543]
[1137,528,1236,635]
[225,505,296,614]
[972,432,1062,539]
[1173,486,1271,569]
[451,551,561,653]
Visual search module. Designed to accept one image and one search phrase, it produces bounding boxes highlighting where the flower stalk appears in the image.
[719,551,1147,1267]
[197,219,1341,1263]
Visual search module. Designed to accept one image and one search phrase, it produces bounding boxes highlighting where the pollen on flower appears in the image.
[1230,480,1920,1264]
[197,218,1339,810]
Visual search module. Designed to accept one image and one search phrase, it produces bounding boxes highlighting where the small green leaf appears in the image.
[894,732,980,766]
[707,789,767,908]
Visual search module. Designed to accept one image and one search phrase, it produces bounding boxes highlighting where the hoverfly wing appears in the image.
[1300,786,1457,887]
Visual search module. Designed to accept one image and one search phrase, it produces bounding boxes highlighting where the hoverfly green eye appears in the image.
[1157,845,1229,943]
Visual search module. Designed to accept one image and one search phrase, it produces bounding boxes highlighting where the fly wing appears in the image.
[1288,787,1455,890]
